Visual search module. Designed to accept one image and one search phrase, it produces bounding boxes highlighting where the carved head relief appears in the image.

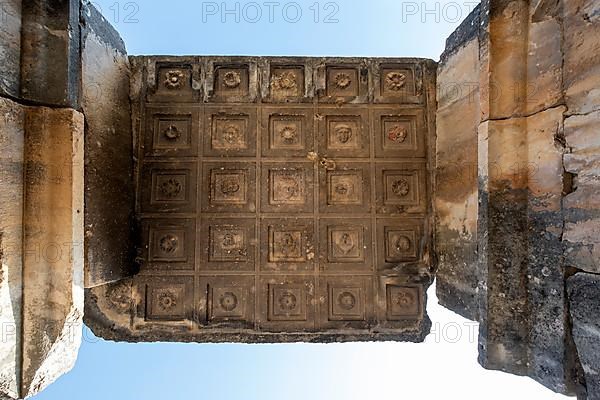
[335,125,353,144]
[223,71,242,89]
[385,72,406,91]
[395,235,412,252]
[336,233,356,255]
[164,70,185,90]
[279,233,298,255]
[391,179,410,197]
[337,291,357,311]
[219,291,239,312]
[388,125,408,143]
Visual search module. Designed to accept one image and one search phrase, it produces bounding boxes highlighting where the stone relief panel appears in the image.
[318,109,370,157]
[144,107,200,157]
[201,162,257,213]
[204,107,257,157]
[142,218,196,271]
[200,217,256,271]
[141,162,198,213]
[120,56,435,342]
[261,162,315,213]
[374,108,426,158]
[262,108,314,157]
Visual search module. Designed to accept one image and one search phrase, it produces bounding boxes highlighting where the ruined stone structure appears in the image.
[0,0,598,399]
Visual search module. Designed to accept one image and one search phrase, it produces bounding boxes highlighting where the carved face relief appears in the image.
[335,125,353,144]
[336,233,355,255]
[159,234,179,254]
[385,72,406,91]
[393,290,415,309]
[395,235,411,252]
[337,291,357,311]
[388,125,408,143]
[391,179,410,197]
[223,71,242,89]
[279,233,298,256]
[164,70,185,89]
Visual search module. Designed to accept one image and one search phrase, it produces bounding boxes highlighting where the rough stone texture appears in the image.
[436,31,480,321]
[568,273,600,400]
[0,0,21,98]
[85,56,437,343]
[563,111,600,274]
[20,0,81,107]
[563,0,600,115]
[0,97,25,400]
[0,103,84,400]
[81,2,135,287]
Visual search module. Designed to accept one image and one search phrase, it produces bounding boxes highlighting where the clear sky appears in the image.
[33,1,569,399]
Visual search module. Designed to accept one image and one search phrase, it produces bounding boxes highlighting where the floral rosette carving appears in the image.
[223,71,242,88]
[385,72,407,91]
[164,70,185,90]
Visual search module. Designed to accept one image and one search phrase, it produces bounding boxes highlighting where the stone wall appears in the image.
[0,1,132,398]
[436,0,600,397]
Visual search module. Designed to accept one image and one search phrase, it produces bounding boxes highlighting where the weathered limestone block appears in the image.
[0,97,25,400]
[568,273,600,400]
[436,36,480,320]
[0,0,21,98]
[564,0,600,115]
[0,101,84,400]
[81,2,135,287]
[20,0,81,107]
[563,111,600,274]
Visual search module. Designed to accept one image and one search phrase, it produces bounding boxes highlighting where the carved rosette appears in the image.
[385,72,406,91]
[223,71,242,88]
[278,291,297,311]
[272,71,298,92]
[219,291,239,312]
[157,291,178,311]
[388,125,408,143]
[164,70,185,89]
[391,179,410,197]
[334,73,352,89]
[159,178,183,199]
[159,234,179,254]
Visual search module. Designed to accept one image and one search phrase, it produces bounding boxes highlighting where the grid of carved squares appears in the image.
[138,275,423,330]
[143,218,423,272]
[150,62,418,103]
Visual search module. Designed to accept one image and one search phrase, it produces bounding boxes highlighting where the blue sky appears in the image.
[34,1,569,399]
